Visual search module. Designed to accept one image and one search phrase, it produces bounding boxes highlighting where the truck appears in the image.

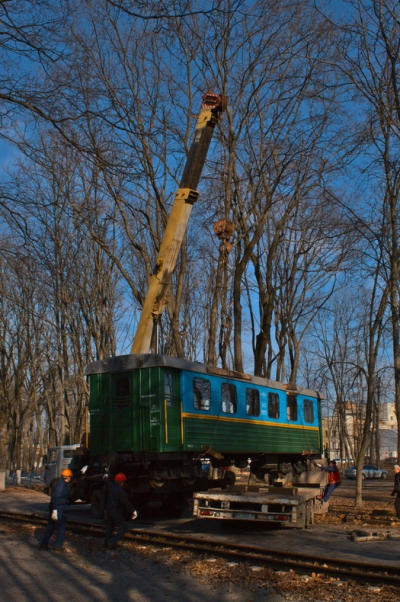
[42,444,109,519]
[193,471,329,529]
[193,487,318,528]
[193,454,331,528]
[43,444,81,491]
[42,440,238,519]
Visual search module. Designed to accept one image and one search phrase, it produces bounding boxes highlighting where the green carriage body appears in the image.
[86,354,323,463]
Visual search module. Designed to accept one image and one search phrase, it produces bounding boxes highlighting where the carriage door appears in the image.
[110,372,133,451]
[162,370,181,451]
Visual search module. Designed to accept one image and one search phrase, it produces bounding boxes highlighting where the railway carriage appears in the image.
[85,354,323,513]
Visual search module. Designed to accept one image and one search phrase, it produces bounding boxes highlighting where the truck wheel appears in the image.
[149,478,166,489]
[90,489,105,520]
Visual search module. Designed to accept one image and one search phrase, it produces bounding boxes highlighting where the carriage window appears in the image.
[164,373,175,407]
[304,399,314,423]
[193,378,211,411]
[246,388,260,416]
[221,383,237,414]
[287,395,298,421]
[115,375,130,397]
[114,374,131,410]
[268,392,280,419]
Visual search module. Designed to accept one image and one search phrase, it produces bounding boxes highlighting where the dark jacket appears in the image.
[106,481,134,519]
[50,477,70,513]
[393,472,400,496]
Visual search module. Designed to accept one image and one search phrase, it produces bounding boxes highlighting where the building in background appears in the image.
[323,402,398,462]
[380,403,398,459]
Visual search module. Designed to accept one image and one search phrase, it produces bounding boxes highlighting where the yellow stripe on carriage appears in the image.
[181,412,319,431]
[164,398,168,443]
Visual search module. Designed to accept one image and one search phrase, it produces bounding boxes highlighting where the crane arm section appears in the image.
[131,92,226,355]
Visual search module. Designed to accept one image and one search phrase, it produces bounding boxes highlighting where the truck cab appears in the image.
[43,444,81,490]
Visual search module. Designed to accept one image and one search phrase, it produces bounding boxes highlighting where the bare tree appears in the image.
[0,134,121,454]
[176,0,347,375]
[326,0,400,463]
[271,197,351,384]
[311,265,389,507]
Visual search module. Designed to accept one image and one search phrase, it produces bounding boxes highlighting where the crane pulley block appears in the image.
[175,188,200,205]
[196,109,220,130]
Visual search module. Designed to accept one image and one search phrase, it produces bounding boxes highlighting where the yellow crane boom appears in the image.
[131,92,227,354]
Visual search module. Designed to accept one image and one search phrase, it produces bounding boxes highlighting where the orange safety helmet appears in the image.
[114,473,127,482]
[61,469,73,477]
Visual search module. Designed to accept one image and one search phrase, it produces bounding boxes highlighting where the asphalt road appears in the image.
[338,475,394,502]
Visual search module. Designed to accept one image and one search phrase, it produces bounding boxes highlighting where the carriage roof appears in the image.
[85,353,322,400]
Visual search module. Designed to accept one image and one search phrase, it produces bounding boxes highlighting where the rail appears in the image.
[0,511,399,588]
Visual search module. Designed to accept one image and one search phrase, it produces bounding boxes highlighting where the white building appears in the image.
[380,402,398,430]
[379,402,398,459]
[324,402,398,461]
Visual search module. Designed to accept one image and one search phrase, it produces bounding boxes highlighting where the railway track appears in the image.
[1,510,399,589]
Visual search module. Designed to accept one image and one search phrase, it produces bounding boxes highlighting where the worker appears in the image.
[391,464,400,518]
[39,468,72,551]
[315,460,341,503]
[104,473,137,550]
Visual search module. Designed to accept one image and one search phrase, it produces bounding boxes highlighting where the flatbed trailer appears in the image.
[193,485,325,529]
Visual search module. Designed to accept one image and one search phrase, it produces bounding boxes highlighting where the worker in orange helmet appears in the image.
[39,469,73,551]
[104,473,137,550]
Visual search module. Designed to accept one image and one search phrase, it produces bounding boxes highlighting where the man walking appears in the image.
[39,468,72,551]
[104,473,137,549]
[391,464,400,518]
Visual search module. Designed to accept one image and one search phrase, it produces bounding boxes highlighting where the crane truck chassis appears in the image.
[193,484,328,529]
[43,444,237,519]
[44,444,329,524]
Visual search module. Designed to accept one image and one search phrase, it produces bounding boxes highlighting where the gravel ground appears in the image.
[1,484,400,601]
[0,520,283,602]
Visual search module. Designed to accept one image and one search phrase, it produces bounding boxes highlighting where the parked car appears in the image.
[384,457,399,465]
[344,465,388,480]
